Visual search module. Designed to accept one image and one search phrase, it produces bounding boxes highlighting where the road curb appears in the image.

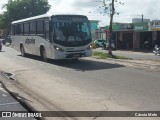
[0,71,73,120]
[92,49,160,71]
[0,71,43,120]
[85,57,160,71]
[106,58,160,67]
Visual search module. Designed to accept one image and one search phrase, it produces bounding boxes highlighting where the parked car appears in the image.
[94,39,106,47]
[0,39,2,51]
[102,40,115,50]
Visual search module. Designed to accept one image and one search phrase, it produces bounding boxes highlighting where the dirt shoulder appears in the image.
[108,59,160,71]
[92,49,160,71]
[88,57,160,71]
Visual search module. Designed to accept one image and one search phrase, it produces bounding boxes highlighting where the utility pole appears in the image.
[108,0,115,56]
[142,14,143,23]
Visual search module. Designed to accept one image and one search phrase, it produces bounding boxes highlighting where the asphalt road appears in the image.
[0,46,160,120]
[0,83,35,120]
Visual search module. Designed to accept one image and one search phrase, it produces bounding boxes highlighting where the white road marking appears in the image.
[0,87,7,93]
[0,102,19,106]
[26,60,61,71]
[2,94,7,97]
[37,62,61,71]
[46,64,61,71]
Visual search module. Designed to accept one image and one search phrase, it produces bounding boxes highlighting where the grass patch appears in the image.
[93,51,110,59]
[92,51,132,60]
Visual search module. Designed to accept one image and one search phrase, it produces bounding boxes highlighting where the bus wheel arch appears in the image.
[40,45,47,62]
[20,43,26,57]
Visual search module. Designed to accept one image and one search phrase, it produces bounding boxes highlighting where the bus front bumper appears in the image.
[53,50,92,60]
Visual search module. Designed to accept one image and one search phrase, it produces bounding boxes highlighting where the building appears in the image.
[132,18,150,23]
[103,20,160,51]
[89,20,99,40]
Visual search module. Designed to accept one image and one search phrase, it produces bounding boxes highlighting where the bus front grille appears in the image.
[66,53,86,58]
[66,50,85,52]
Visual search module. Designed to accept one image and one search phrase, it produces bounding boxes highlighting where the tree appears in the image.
[98,0,124,55]
[0,0,51,31]
[0,14,6,29]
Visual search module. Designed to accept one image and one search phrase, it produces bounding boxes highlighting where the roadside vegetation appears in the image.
[0,0,51,31]
[92,51,132,60]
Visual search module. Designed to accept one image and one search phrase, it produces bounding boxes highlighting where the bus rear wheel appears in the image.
[41,47,47,62]
[20,45,26,57]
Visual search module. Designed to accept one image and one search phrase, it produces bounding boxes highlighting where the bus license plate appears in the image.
[73,54,80,57]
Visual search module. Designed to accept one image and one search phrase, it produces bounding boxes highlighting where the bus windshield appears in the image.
[52,16,91,47]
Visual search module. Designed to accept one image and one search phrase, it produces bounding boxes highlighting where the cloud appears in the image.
[114,0,160,23]
[48,0,94,14]
[0,0,7,13]
[71,0,97,9]
[1,0,160,26]
[48,0,107,26]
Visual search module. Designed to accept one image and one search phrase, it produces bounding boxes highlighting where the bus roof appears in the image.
[12,14,88,24]
[12,14,51,24]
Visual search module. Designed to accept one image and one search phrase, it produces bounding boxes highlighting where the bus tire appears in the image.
[40,47,47,62]
[20,45,26,57]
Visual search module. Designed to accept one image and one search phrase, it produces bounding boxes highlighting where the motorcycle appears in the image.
[144,40,151,50]
[153,45,160,55]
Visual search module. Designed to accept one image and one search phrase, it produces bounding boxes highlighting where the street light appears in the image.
[137,14,144,23]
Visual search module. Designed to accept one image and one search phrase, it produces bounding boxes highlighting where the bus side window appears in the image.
[30,21,36,34]
[37,20,44,35]
[15,24,19,35]
[19,24,24,35]
[24,23,29,35]
[11,25,15,35]
[45,21,49,40]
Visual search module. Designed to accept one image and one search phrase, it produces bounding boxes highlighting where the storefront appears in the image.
[104,22,160,51]
[113,23,134,50]
[150,21,160,46]
[133,22,151,50]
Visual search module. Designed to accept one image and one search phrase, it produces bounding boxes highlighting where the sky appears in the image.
[0,0,160,27]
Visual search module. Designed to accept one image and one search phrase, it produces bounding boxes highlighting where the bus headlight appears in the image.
[54,46,64,52]
[87,44,92,50]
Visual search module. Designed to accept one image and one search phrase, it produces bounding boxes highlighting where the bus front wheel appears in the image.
[72,58,79,61]
[20,45,26,57]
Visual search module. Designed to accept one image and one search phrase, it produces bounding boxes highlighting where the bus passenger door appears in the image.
[45,20,53,58]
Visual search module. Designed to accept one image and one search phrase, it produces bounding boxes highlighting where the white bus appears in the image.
[11,14,92,61]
